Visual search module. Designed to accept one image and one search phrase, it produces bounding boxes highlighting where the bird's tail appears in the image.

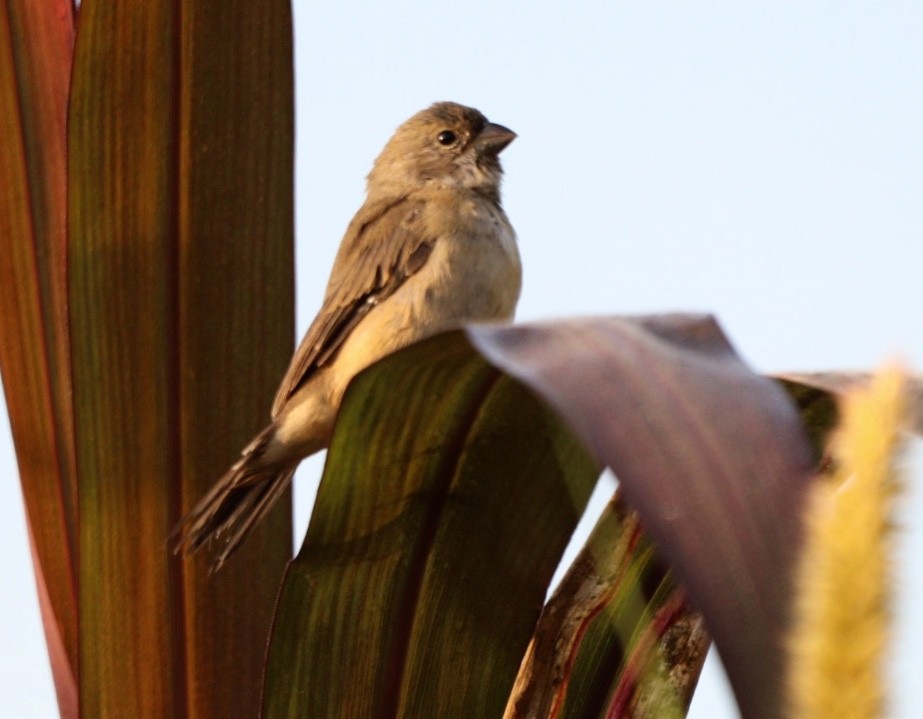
[172,426,296,572]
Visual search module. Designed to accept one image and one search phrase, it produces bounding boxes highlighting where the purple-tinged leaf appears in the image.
[470,315,816,719]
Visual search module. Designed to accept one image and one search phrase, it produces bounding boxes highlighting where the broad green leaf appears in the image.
[0,1,76,713]
[505,492,708,719]
[470,315,816,719]
[69,2,293,716]
[263,331,600,718]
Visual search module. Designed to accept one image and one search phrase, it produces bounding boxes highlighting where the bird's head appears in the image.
[367,102,516,201]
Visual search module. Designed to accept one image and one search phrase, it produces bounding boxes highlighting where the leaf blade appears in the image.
[470,315,816,719]
[505,492,709,719]
[176,1,294,715]
[68,1,294,715]
[0,1,77,712]
[263,331,600,718]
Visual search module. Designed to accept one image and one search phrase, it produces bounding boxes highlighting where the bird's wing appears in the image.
[271,196,434,417]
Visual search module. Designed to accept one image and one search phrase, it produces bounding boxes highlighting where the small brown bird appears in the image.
[174,102,522,569]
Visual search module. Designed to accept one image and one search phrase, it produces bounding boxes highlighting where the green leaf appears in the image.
[68,1,293,716]
[505,492,709,718]
[263,331,600,718]
[0,1,76,713]
[470,315,815,719]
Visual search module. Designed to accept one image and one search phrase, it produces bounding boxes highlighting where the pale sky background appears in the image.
[2,1,922,715]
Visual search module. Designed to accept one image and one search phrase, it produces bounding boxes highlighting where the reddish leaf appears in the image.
[0,1,77,712]
[68,1,293,715]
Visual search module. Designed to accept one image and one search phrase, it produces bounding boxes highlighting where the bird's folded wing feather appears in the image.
[271,196,434,417]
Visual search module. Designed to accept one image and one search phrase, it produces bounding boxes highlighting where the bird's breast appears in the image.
[322,195,521,403]
[417,198,522,321]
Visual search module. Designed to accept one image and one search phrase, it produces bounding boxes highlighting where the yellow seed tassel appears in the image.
[787,365,906,719]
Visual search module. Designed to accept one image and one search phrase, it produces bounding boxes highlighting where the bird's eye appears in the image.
[437,130,457,146]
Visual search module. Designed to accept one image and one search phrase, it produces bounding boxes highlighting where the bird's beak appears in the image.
[475,123,517,156]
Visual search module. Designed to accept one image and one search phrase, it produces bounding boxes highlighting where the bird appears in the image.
[173,102,522,570]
